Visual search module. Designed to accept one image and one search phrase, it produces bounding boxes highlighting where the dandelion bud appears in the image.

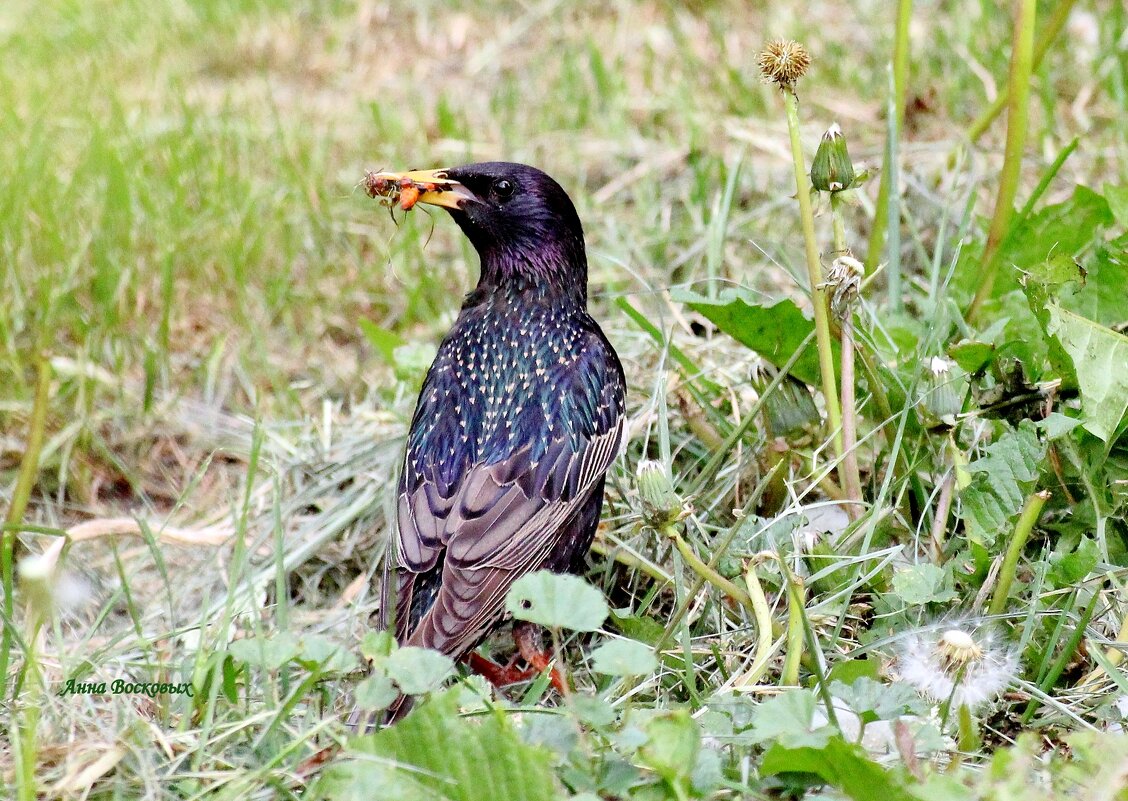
[18,553,54,621]
[637,460,686,528]
[921,356,964,428]
[758,39,810,88]
[810,124,856,193]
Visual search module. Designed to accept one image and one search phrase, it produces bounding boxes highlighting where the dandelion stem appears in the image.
[780,557,806,686]
[865,0,912,282]
[831,196,864,521]
[988,490,1049,616]
[968,0,1037,321]
[1,355,52,704]
[782,86,843,459]
[667,527,755,611]
[734,559,776,687]
[956,704,981,754]
[964,0,1077,144]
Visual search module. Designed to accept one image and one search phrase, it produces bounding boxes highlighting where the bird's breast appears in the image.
[408,300,606,486]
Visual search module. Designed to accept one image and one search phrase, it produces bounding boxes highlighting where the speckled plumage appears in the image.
[371,163,625,721]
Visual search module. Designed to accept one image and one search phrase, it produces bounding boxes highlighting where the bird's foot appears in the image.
[513,621,569,696]
[464,651,539,688]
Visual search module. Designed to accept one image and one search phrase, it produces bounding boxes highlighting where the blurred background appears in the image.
[0,0,1124,546]
[3,2,1124,518]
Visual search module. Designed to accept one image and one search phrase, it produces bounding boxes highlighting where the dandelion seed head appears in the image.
[758,40,811,87]
[896,622,1018,708]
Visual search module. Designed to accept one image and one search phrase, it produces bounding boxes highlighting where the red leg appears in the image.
[513,621,569,695]
[465,650,539,687]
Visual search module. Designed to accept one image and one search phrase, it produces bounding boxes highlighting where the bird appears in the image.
[351,162,626,728]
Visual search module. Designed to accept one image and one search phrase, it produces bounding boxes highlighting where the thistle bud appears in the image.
[636,460,686,528]
[810,123,855,193]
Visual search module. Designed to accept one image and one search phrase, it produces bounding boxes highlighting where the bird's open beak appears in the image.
[363,168,478,211]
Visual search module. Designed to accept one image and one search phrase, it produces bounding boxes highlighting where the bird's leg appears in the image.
[464,650,539,687]
[513,621,569,696]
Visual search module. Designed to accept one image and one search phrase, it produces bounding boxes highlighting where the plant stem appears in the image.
[865,0,912,282]
[831,197,864,521]
[1,356,52,704]
[965,0,1077,144]
[780,558,805,686]
[667,527,754,611]
[988,490,1049,616]
[733,559,775,688]
[782,86,843,458]
[968,0,1037,321]
[956,704,981,753]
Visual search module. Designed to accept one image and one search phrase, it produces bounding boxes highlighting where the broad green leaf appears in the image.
[359,630,395,662]
[760,735,917,801]
[1049,537,1099,586]
[948,340,997,374]
[590,638,659,676]
[1103,184,1128,228]
[1062,243,1128,328]
[1036,412,1082,440]
[228,632,301,671]
[353,672,399,712]
[506,571,608,632]
[294,633,358,672]
[384,647,454,695]
[638,710,700,786]
[673,289,834,386]
[958,421,1046,545]
[746,689,834,749]
[1046,306,1128,442]
[310,760,429,801]
[829,677,924,722]
[891,563,955,606]
[344,689,562,801]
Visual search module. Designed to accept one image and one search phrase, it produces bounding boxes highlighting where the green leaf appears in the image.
[294,633,358,672]
[1036,412,1082,440]
[228,632,301,671]
[747,689,834,749]
[958,421,1046,545]
[1046,306,1128,441]
[891,563,955,606]
[341,689,562,801]
[353,672,399,712]
[825,657,881,686]
[673,289,835,386]
[948,339,997,374]
[359,630,395,662]
[760,736,917,801]
[830,677,924,722]
[1049,537,1099,586]
[1103,184,1128,228]
[506,571,608,632]
[638,710,700,787]
[384,647,455,695]
[590,638,659,676]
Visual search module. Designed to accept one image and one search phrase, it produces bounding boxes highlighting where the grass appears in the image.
[2,0,1128,798]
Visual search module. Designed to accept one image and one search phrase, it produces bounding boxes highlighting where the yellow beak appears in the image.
[363,168,478,211]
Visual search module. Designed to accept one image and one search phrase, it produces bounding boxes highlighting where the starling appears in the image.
[353,162,626,727]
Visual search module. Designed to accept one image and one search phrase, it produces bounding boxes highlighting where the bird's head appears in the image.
[366,161,587,300]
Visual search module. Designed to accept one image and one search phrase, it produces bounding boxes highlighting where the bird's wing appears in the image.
[395,418,623,656]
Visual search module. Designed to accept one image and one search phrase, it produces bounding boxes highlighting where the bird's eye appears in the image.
[493,179,515,200]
